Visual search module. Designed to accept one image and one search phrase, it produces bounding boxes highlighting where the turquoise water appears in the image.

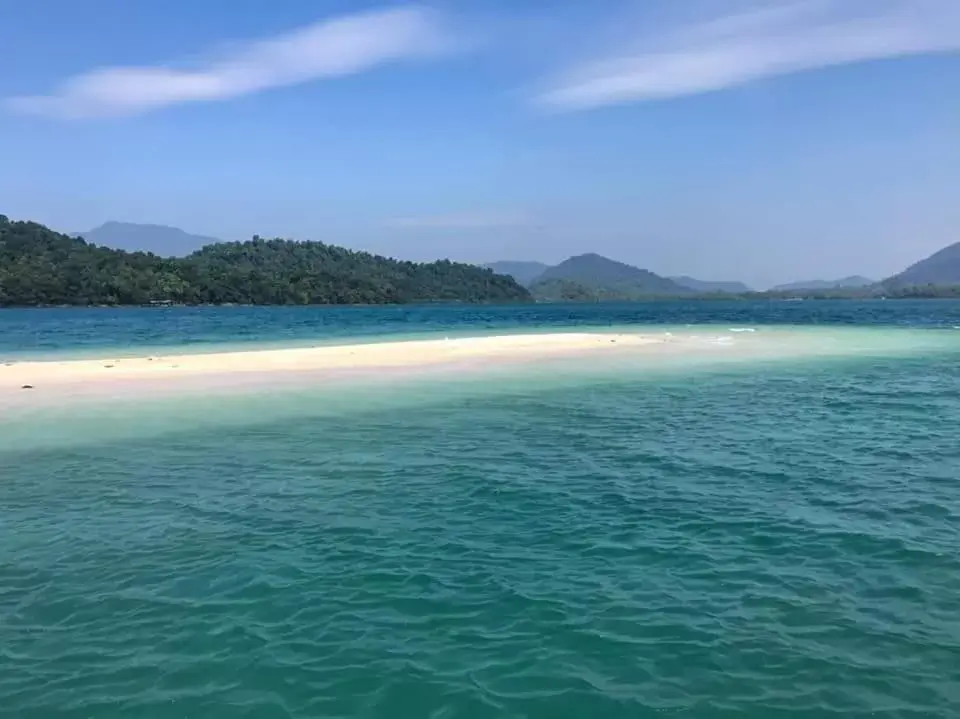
[3,304,960,717]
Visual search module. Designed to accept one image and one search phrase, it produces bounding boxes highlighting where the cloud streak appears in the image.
[7,5,447,118]
[538,0,960,110]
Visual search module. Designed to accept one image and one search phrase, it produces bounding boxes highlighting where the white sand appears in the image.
[0,332,662,395]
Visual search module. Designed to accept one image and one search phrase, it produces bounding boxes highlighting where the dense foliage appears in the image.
[0,215,531,306]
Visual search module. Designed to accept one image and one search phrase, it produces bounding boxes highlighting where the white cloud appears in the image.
[538,0,960,110]
[7,6,448,118]
[387,212,534,229]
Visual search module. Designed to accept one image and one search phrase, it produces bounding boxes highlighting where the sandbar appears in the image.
[0,332,663,398]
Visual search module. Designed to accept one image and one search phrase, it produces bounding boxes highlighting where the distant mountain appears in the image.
[884,241,960,287]
[75,222,219,257]
[771,276,875,292]
[532,253,691,299]
[484,261,550,286]
[670,276,751,293]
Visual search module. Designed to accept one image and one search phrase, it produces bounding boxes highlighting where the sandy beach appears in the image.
[0,332,662,396]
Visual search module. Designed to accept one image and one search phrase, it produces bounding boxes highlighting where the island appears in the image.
[0,215,531,306]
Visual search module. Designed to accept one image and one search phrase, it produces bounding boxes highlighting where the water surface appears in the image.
[2,303,959,717]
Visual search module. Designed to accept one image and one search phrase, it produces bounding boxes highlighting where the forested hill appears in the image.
[0,215,531,306]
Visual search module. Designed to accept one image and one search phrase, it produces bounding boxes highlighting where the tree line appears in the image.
[0,215,532,307]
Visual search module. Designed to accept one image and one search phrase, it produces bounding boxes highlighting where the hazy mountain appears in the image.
[532,253,690,298]
[771,276,875,292]
[484,261,550,286]
[884,241,960,287]
[75,222,219,257]
[670,276,751,293]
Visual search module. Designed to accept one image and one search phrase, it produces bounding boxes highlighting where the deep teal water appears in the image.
[2,303,960,717]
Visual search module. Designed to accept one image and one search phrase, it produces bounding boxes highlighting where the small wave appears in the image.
[729,328,757,333]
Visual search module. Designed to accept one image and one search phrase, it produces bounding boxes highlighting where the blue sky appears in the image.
[1,0,958,287]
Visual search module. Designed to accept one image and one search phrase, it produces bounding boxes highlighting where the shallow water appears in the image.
[3,305,960,717]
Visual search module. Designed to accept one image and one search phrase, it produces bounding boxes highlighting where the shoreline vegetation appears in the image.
[2,214,959,307]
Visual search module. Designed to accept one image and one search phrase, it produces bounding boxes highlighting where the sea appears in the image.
[2,300,959,718]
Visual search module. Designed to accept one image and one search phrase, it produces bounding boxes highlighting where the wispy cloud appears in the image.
[7,5,448,118]
[387,212,535,229]
[538,0,960,110]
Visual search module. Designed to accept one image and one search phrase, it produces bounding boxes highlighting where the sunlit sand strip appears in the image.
[0,332,663,395]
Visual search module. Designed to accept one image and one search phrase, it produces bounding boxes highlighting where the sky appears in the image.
[1,0,958,288]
